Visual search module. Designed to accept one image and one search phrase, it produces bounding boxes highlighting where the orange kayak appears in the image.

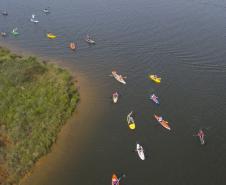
[69,42,76,50]
[154,114,171,130]
[112,174,119,185]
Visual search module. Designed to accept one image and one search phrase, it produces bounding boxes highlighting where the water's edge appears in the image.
[0,42,97,185]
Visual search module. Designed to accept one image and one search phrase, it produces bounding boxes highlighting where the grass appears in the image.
[0,47,79,184]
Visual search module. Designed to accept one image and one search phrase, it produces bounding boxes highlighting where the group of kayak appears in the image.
[149,74,205,144]
[111,71,171,131]
[110,70,146,162]
[150,75,171,132]
[1,9,96,51]
[68,35,95,50]
[2,8,206,183]
[110,71,126,104]
[111,71,205,158]
[111,71,206,184]
[46,33,95,48]
[1,9,48,37]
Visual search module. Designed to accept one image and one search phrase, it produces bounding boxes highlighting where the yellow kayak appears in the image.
[149,75,161,83]
[46,33,56,39]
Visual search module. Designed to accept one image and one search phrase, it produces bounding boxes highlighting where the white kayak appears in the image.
[30,19,39,23]
[30,14,39,23]
[43,8,50,14]
[136,143,145,160]
[112,71,126,85]
[85,35,96,44]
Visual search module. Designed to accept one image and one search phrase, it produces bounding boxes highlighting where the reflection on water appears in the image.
[1,0,226,184]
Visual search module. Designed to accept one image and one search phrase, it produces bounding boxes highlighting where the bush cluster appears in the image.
[0,47,79,184]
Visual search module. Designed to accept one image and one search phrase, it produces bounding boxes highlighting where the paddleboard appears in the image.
[112,92,118,103]
[127,111,136,130]
[136,143,145,160]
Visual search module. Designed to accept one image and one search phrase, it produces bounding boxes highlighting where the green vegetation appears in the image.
[0,47,79,184]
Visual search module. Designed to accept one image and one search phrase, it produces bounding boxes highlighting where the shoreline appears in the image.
[20,60,103,185]
[0,40,78,76]
[0,45,80,185]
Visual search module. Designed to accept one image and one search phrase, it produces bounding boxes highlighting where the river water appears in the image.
[1,0,226,184]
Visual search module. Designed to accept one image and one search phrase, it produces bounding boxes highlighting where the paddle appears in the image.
[115,174,126,185]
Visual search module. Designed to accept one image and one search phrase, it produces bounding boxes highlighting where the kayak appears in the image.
[112,92,119,103]
[112,71,126,85]
[127,111,135,130]
[136,143,145,160]
[2,11,8,16]
[86,39,95,44]
[112,174,119,185]
[30,14,39,23]
[154,114,171,130]
[47,33,56,39]
[69,42,76,50]
[11,31,19,36]
[85,35,96,44]
[30,19,39,23]
[43,9,50,14]
[11,28,19,36]
[150,94,159,104]
[196,129,205,145]
[149,75,161,83]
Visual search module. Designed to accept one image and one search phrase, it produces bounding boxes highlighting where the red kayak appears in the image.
[154,114,171,130]
[112,174,119,185]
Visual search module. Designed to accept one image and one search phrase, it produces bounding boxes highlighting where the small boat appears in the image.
[112,174,119,185]
[112,71,126,85]
[0,32,7,37]
[127,111,135,130]
[136,143,145,160]
[149,75,161,83]
[150,94,159,104]
[30,14,39,23]
[85,35,95,44]
[112,92,119,103]
[154,114,171,130]
[196,129,205,145]
[69,42,76,50]
[11,28,19,36]
[43,8,50,14]
[2,11,8,16]
[46,33,56,39]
